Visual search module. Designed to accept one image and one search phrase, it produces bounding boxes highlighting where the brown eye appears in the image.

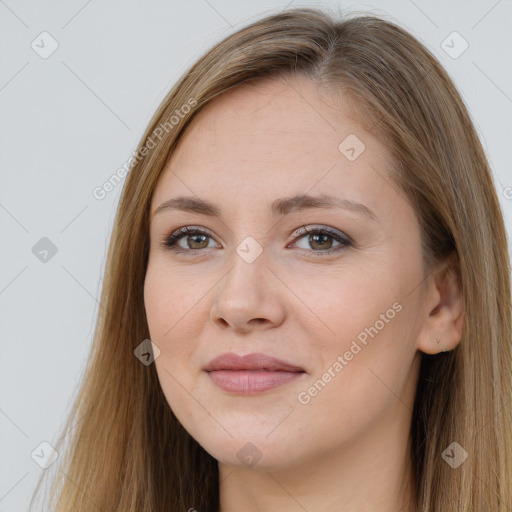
[185,234,209,249]
[162,227,217,253]
[161,225,352,257]
[308,233,334,250]
[290,226,352,256]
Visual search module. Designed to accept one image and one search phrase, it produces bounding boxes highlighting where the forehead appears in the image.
[173,77,373,162]
[152,76,399,217]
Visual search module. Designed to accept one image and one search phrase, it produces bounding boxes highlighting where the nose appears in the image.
[209,246,287,333]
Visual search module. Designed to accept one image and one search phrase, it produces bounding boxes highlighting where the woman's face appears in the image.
[144,76,431,470]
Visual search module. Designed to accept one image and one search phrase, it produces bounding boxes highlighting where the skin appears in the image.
[144,75,464,512]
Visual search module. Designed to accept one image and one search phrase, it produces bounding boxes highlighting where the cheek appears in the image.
[303,283,409,398]
[144,259,211,363]
[144,261,193,338]
[144,265,206,430]
[297,314,412,443]
[144,267,188,377]
[301,269,401,349]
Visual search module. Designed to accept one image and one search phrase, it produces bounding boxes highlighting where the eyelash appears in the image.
[160,225,352,257]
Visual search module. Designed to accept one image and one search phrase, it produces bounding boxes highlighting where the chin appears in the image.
[196,433,305,471]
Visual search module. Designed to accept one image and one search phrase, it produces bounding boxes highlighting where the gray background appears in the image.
[1,0,511,510]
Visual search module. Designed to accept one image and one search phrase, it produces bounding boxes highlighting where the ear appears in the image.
[417,251,464,355]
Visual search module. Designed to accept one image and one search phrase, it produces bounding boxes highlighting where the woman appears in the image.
[31,7,512,511]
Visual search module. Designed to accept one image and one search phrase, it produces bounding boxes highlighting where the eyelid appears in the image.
[159,225,220,249]
[289,224,352,243]
[287,225,352,254]
[160,224,352,255]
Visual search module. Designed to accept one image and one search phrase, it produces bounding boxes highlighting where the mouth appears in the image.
[203,352,306,394]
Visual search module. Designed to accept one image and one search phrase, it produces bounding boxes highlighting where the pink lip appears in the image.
[204,352,306,394]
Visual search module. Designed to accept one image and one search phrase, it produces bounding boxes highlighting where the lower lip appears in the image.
[207,370,305,394]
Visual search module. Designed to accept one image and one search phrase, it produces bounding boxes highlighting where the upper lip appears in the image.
[204,352,306,372]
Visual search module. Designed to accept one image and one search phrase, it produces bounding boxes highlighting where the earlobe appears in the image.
[417,251,464,355]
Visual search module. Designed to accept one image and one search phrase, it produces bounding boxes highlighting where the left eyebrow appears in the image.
[152,193,377,221]
[269,193,377,220]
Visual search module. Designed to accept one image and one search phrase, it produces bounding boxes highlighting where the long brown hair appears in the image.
[30,7,512,511]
